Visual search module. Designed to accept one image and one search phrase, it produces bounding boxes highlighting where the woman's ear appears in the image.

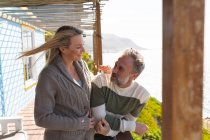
[59,47,65,53]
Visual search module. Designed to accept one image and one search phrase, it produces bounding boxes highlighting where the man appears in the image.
[91,48,150,140]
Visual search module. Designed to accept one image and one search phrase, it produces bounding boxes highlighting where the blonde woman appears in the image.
[20,26,95,140]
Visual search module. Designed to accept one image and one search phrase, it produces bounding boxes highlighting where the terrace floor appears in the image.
[17,102,44,140]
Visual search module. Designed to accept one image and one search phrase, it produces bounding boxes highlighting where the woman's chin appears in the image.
[75,57,82,61]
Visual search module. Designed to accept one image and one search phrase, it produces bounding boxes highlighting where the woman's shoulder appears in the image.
[39,64,58,76]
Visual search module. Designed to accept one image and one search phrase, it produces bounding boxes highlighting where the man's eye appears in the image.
[119,67,123,71]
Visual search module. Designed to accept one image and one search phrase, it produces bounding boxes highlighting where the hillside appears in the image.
[84,34,146,53]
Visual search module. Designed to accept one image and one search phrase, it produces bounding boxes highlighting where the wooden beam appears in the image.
[162,0,204,140]
[93,31,98,75]
[0,0,93,7]
[95,0,103,65]
[93,0,102,74]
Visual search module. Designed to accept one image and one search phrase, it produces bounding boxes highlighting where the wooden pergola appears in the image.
[0,0,205,139]
[0,0,105,74]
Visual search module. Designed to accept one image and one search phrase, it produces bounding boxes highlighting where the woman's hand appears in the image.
[88,117,95,129]
[85,111,95,129]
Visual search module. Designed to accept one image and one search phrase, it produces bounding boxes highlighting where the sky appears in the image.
[101,0,162,49]
[101,0,209,50]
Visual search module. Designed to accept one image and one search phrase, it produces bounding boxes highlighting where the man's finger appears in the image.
[101,118,109,126]
[98,121,104,128]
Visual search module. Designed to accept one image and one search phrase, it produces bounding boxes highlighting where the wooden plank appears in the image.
[93,31,98,74]
[0,0,92,7]
[93,0,103,74]
[96,0,103,65]
[17,102,44,140]
[162,0,204,140]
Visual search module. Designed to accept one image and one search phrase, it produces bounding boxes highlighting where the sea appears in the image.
[99,49,210,118]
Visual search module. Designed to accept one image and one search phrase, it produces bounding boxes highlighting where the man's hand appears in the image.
[135,122,148,136]
[98,65,112,74]
[95,119,110,135]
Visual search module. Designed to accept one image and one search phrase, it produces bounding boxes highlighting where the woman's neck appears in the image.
[61,55,80,80]
[62,55,74,68]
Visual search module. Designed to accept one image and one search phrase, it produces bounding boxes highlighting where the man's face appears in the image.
[111,55,136,88]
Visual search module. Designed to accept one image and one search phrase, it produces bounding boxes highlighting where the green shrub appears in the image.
[203,128,210,140]
[132,97,210,140]
[82,52,94,72]
[132,97,162,140]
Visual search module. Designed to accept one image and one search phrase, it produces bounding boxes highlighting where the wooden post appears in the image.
[93,0,103,74]
[162,0,204,140]
[93,31,98,75]
[95,0,102,66]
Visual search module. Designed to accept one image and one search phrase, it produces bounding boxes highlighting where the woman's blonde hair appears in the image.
[19,26,83,64]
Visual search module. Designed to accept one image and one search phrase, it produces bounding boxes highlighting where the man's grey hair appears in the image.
[122,48,145,74]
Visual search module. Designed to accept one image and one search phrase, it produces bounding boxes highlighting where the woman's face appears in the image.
[62,35,85,61]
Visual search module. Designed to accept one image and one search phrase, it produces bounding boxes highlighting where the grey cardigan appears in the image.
[34,55,94,140]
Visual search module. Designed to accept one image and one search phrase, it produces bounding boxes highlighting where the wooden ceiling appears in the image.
[0,0,107,31]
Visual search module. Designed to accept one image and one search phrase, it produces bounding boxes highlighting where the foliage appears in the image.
[131,97,210,140]
[203,128,210,140]
[82,52,94,72]
[132,97,162,140]
[45,31,55,41]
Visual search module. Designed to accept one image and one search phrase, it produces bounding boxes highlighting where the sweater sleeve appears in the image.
[34,70,89,131]
[90,82,119,136]
[90,79,135,136]
[105,101,149,134]
[91,77,151,136]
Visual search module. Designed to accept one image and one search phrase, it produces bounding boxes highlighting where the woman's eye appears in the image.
[76,45,82,48]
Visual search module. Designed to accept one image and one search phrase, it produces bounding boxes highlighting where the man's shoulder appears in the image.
[131,82,150,103]
[77,59,87,67]
[92,73,110,82]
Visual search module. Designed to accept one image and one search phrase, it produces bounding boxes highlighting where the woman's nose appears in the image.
[81,45,85,52]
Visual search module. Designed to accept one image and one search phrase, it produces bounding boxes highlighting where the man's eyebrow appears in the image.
[119,65,125,69]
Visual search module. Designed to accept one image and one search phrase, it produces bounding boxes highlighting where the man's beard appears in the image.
[111,73,130,86]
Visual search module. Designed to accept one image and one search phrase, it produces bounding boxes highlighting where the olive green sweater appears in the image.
[91,73,150,136]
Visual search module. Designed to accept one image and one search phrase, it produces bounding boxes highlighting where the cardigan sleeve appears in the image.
[34,69,89,131]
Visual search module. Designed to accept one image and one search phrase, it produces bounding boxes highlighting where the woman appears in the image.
[19,26,95,140]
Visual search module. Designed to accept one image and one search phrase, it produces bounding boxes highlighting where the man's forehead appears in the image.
[116,56,133,66]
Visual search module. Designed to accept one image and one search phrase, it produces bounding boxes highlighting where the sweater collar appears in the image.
[53,55,86,88]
